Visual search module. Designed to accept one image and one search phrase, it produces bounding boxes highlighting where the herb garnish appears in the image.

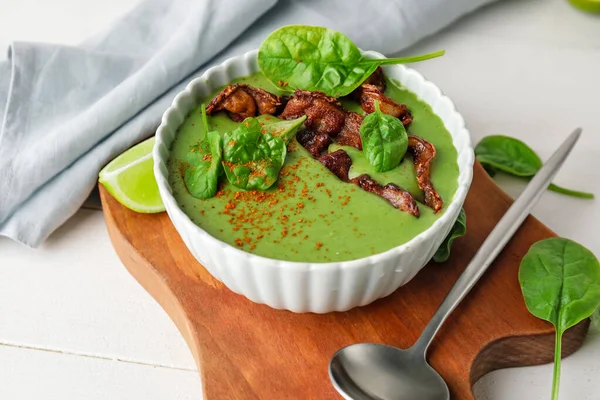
[184,104,223,199]
[260,115,307,140]
[475,135,594,199]
[519,238,600,400]
[433,208,466,263]
[258,25,444,97]
[222,117,295,191]
[359,100,408,172]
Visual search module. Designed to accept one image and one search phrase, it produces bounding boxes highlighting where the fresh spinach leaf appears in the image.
[475,135,542,176]
[546,183,594,198]
[519,238,600,400]
[260,115,307,142]
[481,163,498,177]
[359,101,408,172]
[222,118,287,190]
[475,135,594,199]
[183,105,223,199]
[258,25,444,97]
[433,208,466,263]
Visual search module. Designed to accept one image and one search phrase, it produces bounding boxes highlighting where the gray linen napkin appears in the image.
[0,0,498,248]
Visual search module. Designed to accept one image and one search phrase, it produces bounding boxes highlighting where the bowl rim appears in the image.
[154,49,474,271]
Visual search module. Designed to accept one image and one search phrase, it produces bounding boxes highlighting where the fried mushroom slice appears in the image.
[245,86,283,115]
[279,90,346,135]
[408,135,443,213]
[317,150,352,182]
[279,89,341,118]
[351,174,420,217]
[206,84,255,122]
[296,129,332,158]
[359,84,413,126]
[336,111,363,150]
[206,84,282,122]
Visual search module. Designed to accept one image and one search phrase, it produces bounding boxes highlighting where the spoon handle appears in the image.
[413,128,582,354]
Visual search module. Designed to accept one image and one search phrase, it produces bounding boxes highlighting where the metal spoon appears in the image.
[329,128,583,400]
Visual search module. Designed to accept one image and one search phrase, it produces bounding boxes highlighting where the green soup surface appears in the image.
[167,72,459,262]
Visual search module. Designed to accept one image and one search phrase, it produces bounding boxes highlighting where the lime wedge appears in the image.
[568,0,600,13]
[99,137,165,213]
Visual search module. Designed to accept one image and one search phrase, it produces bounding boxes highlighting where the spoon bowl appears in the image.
[330,343,449,400]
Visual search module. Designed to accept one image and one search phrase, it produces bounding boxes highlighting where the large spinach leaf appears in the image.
[475,135,542,176]
[222,118,287,190]
[359,100,408,172]
[433,208,466,263]
[183,105,223,199]
[258,25,444,97]
[475,135,594,199]
[519,238,600,400]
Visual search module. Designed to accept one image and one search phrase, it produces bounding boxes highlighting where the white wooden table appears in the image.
[1,0,599,399]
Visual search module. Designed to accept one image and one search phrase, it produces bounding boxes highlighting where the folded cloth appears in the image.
[0,0,498,248]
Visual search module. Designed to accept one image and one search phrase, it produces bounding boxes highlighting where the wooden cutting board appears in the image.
[99,161,589,400]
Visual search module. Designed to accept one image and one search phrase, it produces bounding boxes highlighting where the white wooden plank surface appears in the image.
[0,344,201,400]
[0,210,197,370]
[0,0,599,399]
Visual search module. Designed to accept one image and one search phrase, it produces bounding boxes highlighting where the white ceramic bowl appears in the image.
[154,49,474,313]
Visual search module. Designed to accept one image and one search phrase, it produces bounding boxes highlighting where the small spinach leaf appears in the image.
[519,238,600,400]
[260,115,307,143]
[258,25,444,97]
[222,118,287,190]
[433,208,466,263]
[359,101,408,172]
[475,135,594,199]
[183,105,223,199]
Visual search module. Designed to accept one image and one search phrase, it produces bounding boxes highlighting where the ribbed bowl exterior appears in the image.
[154,50,474,313]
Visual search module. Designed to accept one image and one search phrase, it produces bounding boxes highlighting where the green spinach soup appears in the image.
[167,72,459,262]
